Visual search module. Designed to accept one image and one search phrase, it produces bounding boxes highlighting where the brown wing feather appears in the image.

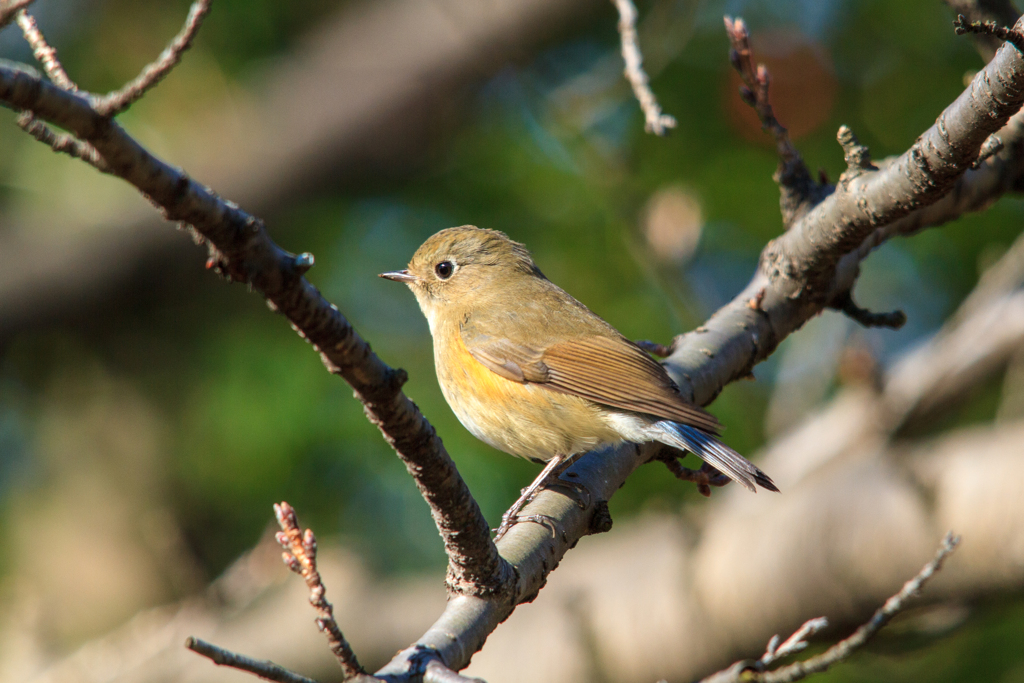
[464,329,721,435]
[541,336,721,434]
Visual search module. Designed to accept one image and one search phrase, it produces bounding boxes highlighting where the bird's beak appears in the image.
[379,269,419,283]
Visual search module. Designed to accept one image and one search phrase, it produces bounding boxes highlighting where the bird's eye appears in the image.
[435,260,454,279]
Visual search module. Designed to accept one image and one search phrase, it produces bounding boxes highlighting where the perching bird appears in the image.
[381,226,776,537]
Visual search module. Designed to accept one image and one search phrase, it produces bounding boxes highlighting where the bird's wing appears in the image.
[462,326,722,435]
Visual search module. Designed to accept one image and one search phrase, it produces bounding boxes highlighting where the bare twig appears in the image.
[185,637,320,683]
[759,617,829,667]
[274,502,365,680]
[661,455,730,497]
[15,10,75,90]
[92,0,212,116]
[758,532,961,683]
[16,111,109,172]
[832,290,906,330]
[954,13,1024,53]
[611,0,676,135]
[700,533,961,683]
[835,125,876,176]
[973,133,1004,168]
[945,0,1021,60]
[0,0,34,28]
[724,15,820,226]
[635,339,674,357]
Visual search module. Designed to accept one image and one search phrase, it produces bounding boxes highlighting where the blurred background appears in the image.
[1,0,1023,681]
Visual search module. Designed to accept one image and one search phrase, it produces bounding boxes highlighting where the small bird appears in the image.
[381,226,776,537]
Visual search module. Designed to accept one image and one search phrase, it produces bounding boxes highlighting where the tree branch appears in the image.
[91,0,212,117]
[664,16,1024,407]
[724,16,823,227]
[274,502,365,680]
[945,0,1021,61]
[832,289,906,330]
[15,9,76,90]
[3,9,1023,682]
[953,13,1024,53]
[611,0,676,135]
[699,533,961,683]
[15,110,109,172]
[0,28,510,603]
[186,637,321,683]
[772,22,1024,296]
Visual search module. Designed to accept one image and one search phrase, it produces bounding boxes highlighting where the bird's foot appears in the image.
[494,455,589,540]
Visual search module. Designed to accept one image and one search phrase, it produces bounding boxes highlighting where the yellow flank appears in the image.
[455,332,523,401]
[434,325,621,462]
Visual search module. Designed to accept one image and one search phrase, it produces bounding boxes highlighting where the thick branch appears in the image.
[5,10,1024,681]
[0,65,511,599]
[666,20,1024,405]
[769,21,1024,297]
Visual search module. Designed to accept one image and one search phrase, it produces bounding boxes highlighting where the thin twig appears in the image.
[723,16,819,227]
[15,10,75,90]
[945,0,1021,60]
[954,13,1024,53]
[661,455,730,497]
[92,0,212,116]
[16,111,109,172]
[274,502,366,680]
[186,637,320,683]
[699,532,961,683]
[835,125,877,176]
[759,617,829,667]
[0,0,33,28]
[635,339,674,357]
[760,533,961,682]
[832,289,906,329]
[611,0,676,135]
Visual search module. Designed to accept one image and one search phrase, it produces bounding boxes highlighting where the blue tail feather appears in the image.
[652,421,778,493]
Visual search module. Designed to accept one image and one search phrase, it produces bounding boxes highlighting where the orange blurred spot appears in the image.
[724,28,837,142]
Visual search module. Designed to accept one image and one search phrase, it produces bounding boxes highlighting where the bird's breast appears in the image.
[433,326,624,462]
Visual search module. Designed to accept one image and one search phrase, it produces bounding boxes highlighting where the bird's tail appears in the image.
[652,421,778,493]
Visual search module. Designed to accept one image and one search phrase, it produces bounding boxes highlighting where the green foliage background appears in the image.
[1,0,1022,679]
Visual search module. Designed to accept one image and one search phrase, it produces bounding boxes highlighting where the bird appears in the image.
[380,226,776,538]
